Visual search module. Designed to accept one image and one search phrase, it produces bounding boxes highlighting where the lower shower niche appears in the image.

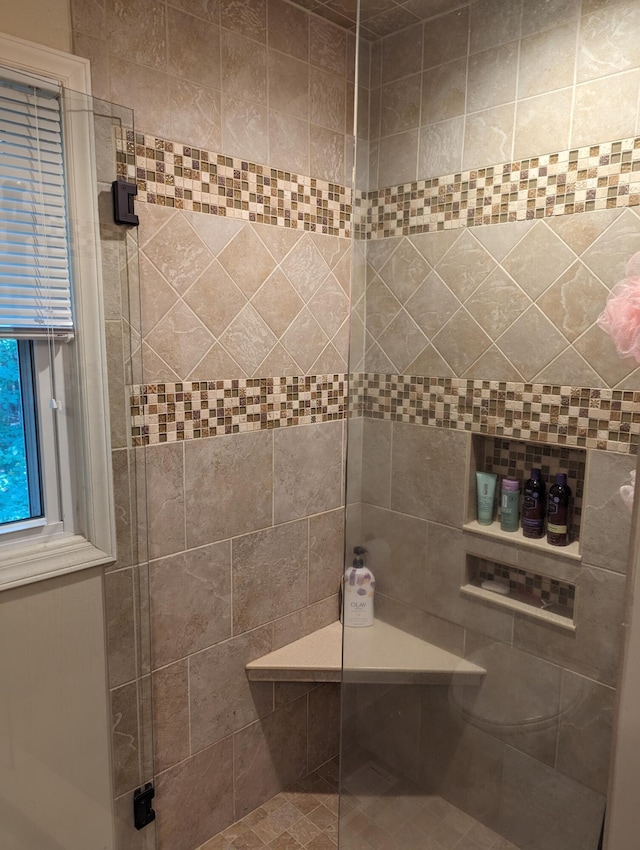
[463,554,576,631]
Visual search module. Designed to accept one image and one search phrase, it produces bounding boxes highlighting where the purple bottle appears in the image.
[547,473,571,546]
[522,468,546,539]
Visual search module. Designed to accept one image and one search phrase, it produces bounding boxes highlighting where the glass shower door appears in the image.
[87,94,155,849]
[339,2,637,849]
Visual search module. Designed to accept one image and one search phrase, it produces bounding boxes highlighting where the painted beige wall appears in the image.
[0,0,71,53]
[0,8,113,848]
[0,569,114,850]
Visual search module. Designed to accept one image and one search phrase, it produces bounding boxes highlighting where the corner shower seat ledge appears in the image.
[245,620,486,684]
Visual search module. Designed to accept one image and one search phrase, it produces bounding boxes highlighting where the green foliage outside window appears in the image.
[0,339,30,524]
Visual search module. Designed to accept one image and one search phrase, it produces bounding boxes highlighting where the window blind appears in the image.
[0,75,73,338]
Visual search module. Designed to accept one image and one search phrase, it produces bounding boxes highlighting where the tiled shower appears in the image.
[66,0,640,849]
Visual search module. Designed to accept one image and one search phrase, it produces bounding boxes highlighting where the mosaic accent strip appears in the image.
[116,129,640,240]
[130,375,349,445]
[360,137,640,239]
[469,556,575,620]
[115,128,353,237]
[483,438,585,542]
[358,375,640,455]
[130,373,640,455]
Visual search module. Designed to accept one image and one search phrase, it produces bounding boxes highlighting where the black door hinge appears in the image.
[133,782,155,830]
[112,179,139,226]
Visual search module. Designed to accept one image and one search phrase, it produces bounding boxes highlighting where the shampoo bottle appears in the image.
[521,467,546,539]
[547,473,571,546]
[343,546,375,628]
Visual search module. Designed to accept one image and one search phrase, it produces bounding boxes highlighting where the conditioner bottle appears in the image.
[547,473,571,546]
[500,478,520,532]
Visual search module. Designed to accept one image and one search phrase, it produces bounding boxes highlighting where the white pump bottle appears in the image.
[343,546,375,627]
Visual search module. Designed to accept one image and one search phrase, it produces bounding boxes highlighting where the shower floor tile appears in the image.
[197,757,519,850]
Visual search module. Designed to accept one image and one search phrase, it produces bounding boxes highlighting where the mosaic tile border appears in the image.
[115,128,353,237]
[130,375,349,445]
[116,129,640,239]
[358,375,640,455]
[361,137,640,239]
[130,373,640,454]
[470,556,575,619]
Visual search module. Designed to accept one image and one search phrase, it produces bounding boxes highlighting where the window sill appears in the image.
[0,533,115,591]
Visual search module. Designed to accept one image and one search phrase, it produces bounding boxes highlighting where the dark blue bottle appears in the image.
[522,468,546,539]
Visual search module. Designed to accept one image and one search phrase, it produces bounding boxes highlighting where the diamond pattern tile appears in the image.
[365,236,402,274]
[145,300,215,377]
[497,305,567,381]
[574,324,638,388]
[465,268,531,339]
[281,307,330,373]
[409,229,460,267]
[252,270,305,338]
[218,226,278,298]
[405,271,460,339]
[471,219,536,263]
[254,224,303,264]
[137,210,350,380]
[218,304,278,376]
[281,239,332,301]
[580,208,640,290]
[377,309,428,372]
[138,253,180,335]
[184,261,248,338]
[364,207,638,389]
[144,213,214,295]
[308,273,351,338]
[309,231,350,271]
[536,261,608,343]
[431,307,492,375]
[435,230,496,303]
[364,336,396,373]
[361,275,402,339]
[545,207,623,256]
[378,239,432,304]
[501,221,575,300]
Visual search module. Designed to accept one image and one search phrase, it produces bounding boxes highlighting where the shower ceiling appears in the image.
[288,0,469,39]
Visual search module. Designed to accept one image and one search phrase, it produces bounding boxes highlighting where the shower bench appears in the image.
[246,619,486,685]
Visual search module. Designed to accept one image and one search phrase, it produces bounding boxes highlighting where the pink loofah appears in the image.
[597,251,640,363]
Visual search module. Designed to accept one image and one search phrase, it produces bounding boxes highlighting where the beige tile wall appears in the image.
[106,281,348,850]
[136,204,351,380]
[108,421,345,850]
[368,0,640,190]
[79,4,640,850]
[76,5,357,844]
[71,0,356,185]
[347,4,640,841]
[358,207,640,389]
[346,419,629,850]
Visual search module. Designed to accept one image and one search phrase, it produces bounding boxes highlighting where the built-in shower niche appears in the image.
[464,435,587,560]
[463,554,576,631]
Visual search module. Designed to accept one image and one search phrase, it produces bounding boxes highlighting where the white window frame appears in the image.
[0,32,115,590]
